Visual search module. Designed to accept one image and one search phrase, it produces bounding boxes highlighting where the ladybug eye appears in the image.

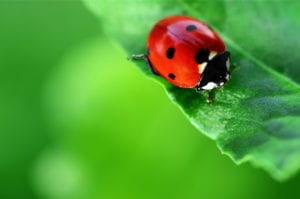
[166,47,175,59]
[195,48,209,64]
[186,25,197,32]
[168,73,176,80]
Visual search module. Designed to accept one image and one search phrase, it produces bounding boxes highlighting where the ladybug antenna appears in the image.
[128,54,146,60]
[231,62,240,73]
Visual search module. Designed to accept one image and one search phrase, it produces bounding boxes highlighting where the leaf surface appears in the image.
[83,0,300,181]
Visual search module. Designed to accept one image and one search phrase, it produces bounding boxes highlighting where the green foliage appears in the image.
[83,0,300,181]
[0,2,101,198]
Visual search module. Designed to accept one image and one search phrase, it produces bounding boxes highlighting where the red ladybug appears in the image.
[131,15,230,100]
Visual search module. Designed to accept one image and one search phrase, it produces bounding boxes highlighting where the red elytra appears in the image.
[147,15,226,88]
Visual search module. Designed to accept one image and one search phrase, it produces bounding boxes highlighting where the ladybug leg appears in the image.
[207,90,213,103]
[128,54,158,75]
[194,87,214,103]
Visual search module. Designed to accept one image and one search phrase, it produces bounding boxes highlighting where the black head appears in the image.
[196,51,230,91]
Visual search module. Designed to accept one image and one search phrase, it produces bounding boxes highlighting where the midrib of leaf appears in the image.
[177,0,300,90]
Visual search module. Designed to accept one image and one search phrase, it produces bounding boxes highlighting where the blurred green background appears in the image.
[1,1,300,199]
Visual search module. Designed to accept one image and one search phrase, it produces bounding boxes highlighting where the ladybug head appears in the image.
[196,51,230,91]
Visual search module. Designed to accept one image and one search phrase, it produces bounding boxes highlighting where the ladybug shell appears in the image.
[147,15,226,88]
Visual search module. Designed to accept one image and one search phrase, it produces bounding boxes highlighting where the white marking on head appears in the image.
[209,51,217,60]
[200,82,218,90]
[198,62,207,74]
[219,82,224,86]
[226,57,230,70]
[225,74,230,80]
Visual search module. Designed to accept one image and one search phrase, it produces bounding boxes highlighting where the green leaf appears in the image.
[83,0,300,181]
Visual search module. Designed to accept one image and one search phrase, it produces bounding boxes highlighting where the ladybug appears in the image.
[131,15,230,101]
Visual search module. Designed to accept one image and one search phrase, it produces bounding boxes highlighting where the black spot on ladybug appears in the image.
[186,25,197,32]
[168,73,176,80]
[195,48,209,64]
[166,47,175,59]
